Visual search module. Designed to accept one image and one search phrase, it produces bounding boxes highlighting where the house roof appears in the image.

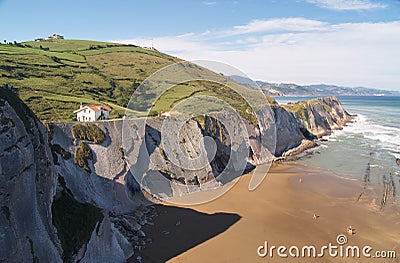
[88,105,111,112]
[73,105,111,113]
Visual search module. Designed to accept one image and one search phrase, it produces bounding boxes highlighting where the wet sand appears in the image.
[135,164,400,262]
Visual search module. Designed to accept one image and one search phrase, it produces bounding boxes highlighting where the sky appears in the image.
[1,0,400,90]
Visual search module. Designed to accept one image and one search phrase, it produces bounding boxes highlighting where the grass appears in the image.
[144,79,261,125]
[0,40,179,121]
[77,46,162,57]
[24,39,121,52]
[283,101,312,122]
[1,39,273,123]
[0,45,85,62]
[282,97,331,122]
[74,141,93,173]
[71,123,106,143]
[52,188,103,260]
[149,83,207,114]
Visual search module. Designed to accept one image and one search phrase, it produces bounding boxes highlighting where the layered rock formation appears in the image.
[0,89,62,262]
[0,89,351,262]
[283,96,352,137]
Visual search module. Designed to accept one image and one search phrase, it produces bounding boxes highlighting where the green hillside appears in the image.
[0,39,272,122]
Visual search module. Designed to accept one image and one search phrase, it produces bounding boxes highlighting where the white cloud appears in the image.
[232,18,327,34]
[306,0,387,10]
[202,1,217,6]
[113,19,400,90]
[117,35,208,54]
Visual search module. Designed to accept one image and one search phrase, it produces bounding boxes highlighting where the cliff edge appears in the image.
[283,96,352,137]
[0,89,352,262]
[0,88,62,262]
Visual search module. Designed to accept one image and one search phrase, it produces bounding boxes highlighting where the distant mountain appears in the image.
[229,75,400,96]
[228,75,259,89]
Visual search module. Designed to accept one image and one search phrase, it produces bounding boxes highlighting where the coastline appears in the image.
[132,163,400,262]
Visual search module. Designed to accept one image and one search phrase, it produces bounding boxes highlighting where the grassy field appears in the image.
[24,39,121,52]
[0,39,270,123]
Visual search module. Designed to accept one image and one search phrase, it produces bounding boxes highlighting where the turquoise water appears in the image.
[275,96,400,201]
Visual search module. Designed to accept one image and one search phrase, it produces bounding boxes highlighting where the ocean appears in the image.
[275,96,400,204]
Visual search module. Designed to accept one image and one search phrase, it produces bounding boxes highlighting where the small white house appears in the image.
[46,34,64,40]
[74,104,111,122]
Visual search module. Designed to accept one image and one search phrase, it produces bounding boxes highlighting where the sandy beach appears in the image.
[134,164,400,262]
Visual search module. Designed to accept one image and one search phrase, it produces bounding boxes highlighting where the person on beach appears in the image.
[346,225,355,235]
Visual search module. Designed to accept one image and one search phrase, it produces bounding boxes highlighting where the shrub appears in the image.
[118,147,125,159]
[51,144,71,160]
[74,141,93,173]
[52,189,103,260]
[159,147,168,160]
[71,123,106,143]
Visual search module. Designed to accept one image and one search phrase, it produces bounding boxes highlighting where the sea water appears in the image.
[275,96,400,202]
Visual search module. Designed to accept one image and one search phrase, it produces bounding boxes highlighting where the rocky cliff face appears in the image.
[0,89,351,262]
[50,120,143,262]
[0,89,62,262]
[272,105,316,156]
[51,97,349,203]
[283,96,352,137]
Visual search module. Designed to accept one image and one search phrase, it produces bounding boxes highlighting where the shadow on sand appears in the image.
[129,204,241,262]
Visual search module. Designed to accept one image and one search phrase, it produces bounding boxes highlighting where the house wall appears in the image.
[94,110,110,121]
[76,108,96,122]
[104,110,110,119]
[76,108,110,122]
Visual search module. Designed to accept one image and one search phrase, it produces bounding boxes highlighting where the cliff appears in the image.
[283,96,352,137]
[0,89,136,262]
[0,88,61,262]
[0,89,351,261]
[50,97,350,203]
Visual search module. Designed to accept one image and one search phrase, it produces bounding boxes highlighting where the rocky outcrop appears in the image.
[283,96,352,137]
[272,105,316,156]
[282,139,318,157]
[0,89,136,262]
[0,88,352,262]
[50,120,143,261]
[0,89,62,262]
[50,120,144,211]
[79,214,132,263]
[50,97,351,205]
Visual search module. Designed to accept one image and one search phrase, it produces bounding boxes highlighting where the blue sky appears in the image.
[1,0,400,90]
